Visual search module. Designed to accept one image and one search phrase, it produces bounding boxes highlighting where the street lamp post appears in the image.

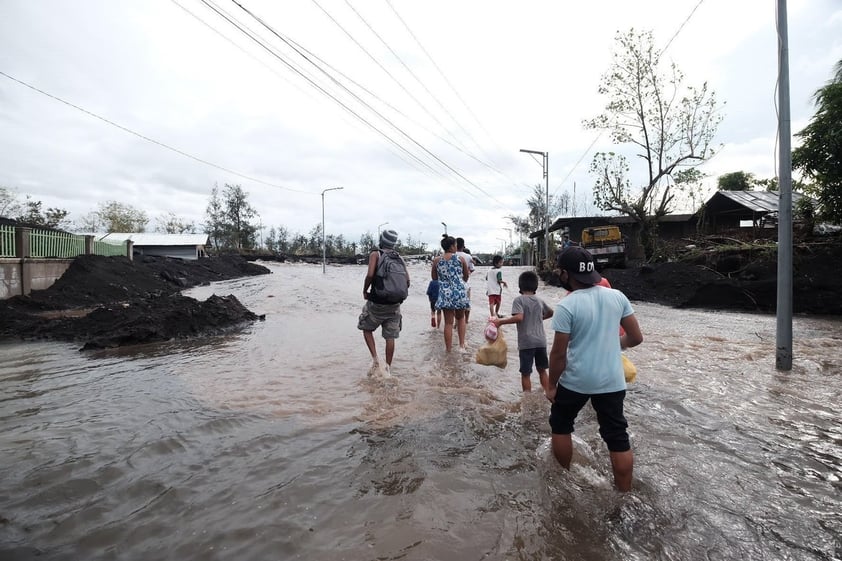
[520,149,549,267]
[321,187,344,274]
[377,222,389,236]
[441,221,447,235]
[496,238,507,257]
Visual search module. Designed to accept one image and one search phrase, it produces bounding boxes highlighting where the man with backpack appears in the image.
[358,229,410,376]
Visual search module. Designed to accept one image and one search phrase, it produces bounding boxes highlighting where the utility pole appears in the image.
[776,0,793,371]
[520,149,549,267]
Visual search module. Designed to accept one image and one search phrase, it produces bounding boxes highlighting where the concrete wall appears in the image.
[0,258,73,300]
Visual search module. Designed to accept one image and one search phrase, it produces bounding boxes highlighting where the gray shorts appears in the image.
[357,301,402,339]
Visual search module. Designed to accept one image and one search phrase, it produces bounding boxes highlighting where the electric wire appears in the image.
[384,0,508,165]
[551,0,708,202]
[309,0,458,150]
[344,0,486,159]
[186,0,448,184]
[0,69,310,194]
[228,0,512,208]
[201,0,449,184]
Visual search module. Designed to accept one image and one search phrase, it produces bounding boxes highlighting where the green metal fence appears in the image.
[0,227,128,258]
[29,229,87,258]
[93,239,127,257]
[0,225,14,257]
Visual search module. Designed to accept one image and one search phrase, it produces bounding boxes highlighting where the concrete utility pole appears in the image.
[776,0,793,371]
[520,149,549,267]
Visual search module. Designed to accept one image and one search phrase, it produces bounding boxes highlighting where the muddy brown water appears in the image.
[1,263,840,560]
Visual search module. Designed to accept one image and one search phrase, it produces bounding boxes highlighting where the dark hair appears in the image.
[440,235,456,251]
[518,271,539,293]
[456,237,465,250]
[492,255,503,266]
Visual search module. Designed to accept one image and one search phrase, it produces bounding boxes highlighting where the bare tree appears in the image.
[585,29,722,258]
[79,200,148,233]
[156,212,196,234]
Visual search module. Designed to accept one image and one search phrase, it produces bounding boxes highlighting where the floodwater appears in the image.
[1,262,840,561]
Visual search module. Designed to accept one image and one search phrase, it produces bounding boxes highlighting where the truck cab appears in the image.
[580,226,626,270]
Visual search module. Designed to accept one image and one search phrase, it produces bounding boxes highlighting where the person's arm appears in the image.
[402,255,410,288]
[460,256,469,281]
[547,331,570,401]
[491,312,522,327]
[497,270,507,288]
[431,257,439,281]
[619,314,643,349]
[542,301,554,320]
[363,251,378,299]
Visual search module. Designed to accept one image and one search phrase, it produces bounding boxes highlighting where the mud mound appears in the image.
[600,242,842,315]
[0,254,271,348]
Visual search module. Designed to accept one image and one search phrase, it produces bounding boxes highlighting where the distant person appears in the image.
[561,233,573,249]
[485,255,508,317]
[358,229,410,375]
[426,278,443,329]
[432,235,470,352]
[491,270,553,392]
[455,237,475,322]
[547,246,643,492]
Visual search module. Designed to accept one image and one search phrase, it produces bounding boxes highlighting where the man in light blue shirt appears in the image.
[548,247,643,491]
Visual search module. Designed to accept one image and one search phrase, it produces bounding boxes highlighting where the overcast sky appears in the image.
[1,0,841,253]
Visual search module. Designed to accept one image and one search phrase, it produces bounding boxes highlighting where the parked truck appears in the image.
[580,225,626,270]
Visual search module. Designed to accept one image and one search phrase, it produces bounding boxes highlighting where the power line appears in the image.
[550,0,708,202]
[384,0,505,160]
[200,0,448,183]
[344,0,485,158]
[0,69,310,193]
[227,0,512,207]
[662,0,706,54]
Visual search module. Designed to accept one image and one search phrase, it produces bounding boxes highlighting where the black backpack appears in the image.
[372,250,409,304]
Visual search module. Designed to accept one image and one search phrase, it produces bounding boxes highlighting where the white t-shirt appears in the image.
[486,267,504,296]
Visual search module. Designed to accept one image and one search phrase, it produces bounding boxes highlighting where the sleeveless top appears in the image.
[434,254,470,310]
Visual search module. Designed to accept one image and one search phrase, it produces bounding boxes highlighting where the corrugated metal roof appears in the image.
[100,233,209,246]
[712,190,805,213]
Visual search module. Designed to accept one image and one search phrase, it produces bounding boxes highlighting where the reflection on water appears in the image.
[1,263,840,560]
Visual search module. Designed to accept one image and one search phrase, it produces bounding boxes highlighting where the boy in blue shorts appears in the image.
[547,246,643,491]
[491,270,553,392]
[426,279,443,328]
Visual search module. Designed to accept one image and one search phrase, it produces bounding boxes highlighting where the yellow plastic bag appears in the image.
[476,327,508,368]
[622,354,637,383]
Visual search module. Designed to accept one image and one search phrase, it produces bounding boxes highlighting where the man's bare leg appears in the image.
[609,450,633,492]
[551,433,573,469]
[363,330,378,364]
[385,338,395,367]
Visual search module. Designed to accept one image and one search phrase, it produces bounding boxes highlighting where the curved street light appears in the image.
[496,237,507,257]
[441,221,447,235]
[377,222,389,236]
[321,187,344,274]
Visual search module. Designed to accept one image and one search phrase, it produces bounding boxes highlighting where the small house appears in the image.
[101,233,209,260]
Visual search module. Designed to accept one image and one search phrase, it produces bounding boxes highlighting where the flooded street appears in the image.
[1,262,840,560]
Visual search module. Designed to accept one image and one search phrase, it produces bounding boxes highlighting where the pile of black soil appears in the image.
[590,241,842,315]
[0,254,271,349]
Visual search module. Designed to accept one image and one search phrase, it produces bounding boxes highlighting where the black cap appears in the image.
[556,246,602,284]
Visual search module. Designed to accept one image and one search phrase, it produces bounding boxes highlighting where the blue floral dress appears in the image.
[435,254,470,310]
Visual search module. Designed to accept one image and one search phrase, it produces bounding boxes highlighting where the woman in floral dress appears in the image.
[431,235,471,352]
